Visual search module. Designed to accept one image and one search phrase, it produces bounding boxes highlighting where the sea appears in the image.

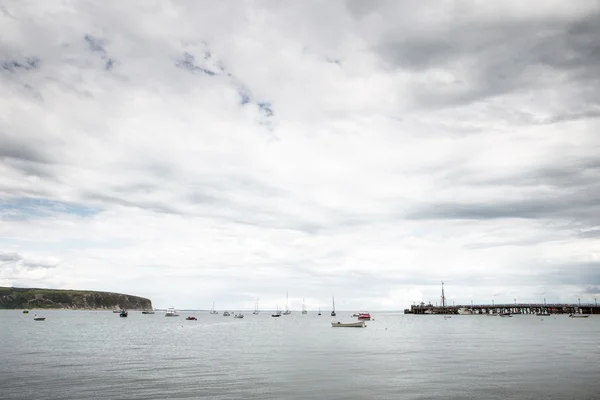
[1,310,599,400]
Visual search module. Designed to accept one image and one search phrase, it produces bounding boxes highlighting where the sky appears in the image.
[1,0,599,310]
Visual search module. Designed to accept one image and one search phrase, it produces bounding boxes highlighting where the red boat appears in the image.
[186,316,197,320]
[357,312,371,320]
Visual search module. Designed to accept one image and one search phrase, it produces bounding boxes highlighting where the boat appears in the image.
[142,309,155,314]
[119,310,128,317]
[272,305,282,317]
[33,316,46,321]
[209,302,219,315]
[536,311,551,316]
[357,312,371,320]
[331,321,366,328]
[457,308,473,315]
[23,310,29,314]
[112,310,121,313]
[318,306,321,316]
[253,299,259,315]
[301,298,307,315]
[499,313,512,318]
[186,316,197,320]
[234,313,244,319]
[282,292,291,315]
[331,296,336,317]
[223,311,231,316]
[165,308,179,317]
[351,313,359,318]
[569,314,590,318]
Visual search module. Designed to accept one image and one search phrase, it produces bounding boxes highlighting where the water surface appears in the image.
[1,310,598,399]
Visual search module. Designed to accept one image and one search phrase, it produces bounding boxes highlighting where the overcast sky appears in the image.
[1,1,599,310]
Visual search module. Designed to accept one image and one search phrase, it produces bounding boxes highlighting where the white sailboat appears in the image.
[282,292,291,315]
[302,298,307,314]
[253,299,259,315]
[209,302,219,314]
[272,304,282,317]
[331,296,336,317]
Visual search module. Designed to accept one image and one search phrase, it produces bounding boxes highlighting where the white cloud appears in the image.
[1,0,599,309]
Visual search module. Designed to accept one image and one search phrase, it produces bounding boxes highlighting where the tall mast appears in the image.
[441,281,446,308]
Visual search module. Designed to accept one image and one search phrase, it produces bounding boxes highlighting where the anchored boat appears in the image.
[331,321,366,328]
[331,296,336,317]
[357,312,371,321]
[165,308,179,317]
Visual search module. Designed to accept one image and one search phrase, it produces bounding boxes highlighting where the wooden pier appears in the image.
[404,303,600,315]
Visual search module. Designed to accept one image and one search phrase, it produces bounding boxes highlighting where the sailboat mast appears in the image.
[441,281,446,309]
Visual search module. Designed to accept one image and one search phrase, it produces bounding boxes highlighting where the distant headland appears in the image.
[0,287,153,310]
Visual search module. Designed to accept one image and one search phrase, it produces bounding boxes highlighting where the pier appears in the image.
[404,303,600,315]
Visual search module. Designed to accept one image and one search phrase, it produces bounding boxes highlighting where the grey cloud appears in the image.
[406,194,600,224]
[0,252,22,262]
[0,252,58,269]
[0,132,50,164]
[83,34,115,71]
[377,11,600,109]
[583,286,600,295]
[82,192,182,215]
[578,229,600,239]
[176,52,217,76]
[1,57,40,73]
[21,258,59,269]
[258,102,273,117]
[540,262,600,287]
[84,35,106,55]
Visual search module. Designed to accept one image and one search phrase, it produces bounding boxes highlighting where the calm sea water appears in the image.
[1,310,599,400]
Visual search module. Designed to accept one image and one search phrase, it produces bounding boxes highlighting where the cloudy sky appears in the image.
[1,0,599,310]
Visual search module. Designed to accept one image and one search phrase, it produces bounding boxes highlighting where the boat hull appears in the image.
[331,321,366,328]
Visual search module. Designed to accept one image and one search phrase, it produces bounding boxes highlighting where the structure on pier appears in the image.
[404,303,599,315]
[404,282,599,315]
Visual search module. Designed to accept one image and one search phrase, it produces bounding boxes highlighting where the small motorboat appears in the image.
[112,310,121,313]
[223,311,231,316]
[165,308,179,317]
[33,314,46,321]
[331,321,366,328]
[234,314,244,319]
[23,310,29,314]
[120,310,128,317]
[499,312,512,317]
[142,310,155,314]
[186,316,197,320]
[357,312,371,321]
[569,314,590,318]
[352,313,359,317]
